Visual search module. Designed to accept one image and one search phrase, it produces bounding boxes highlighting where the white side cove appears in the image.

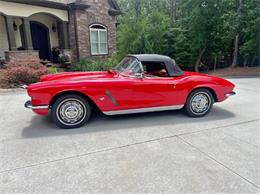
[103,105,184,116]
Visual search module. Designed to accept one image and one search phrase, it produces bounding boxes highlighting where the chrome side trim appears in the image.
[225,91,236,97]
[103,105,184,116]
[24,100,49,110]
[30,105,49,110]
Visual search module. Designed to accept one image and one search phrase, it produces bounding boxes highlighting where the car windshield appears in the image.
[115,57,142,76]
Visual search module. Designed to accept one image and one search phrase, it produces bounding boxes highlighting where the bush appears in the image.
[2,60,48,86]
[72,57,119,72]
[48,66,58,74]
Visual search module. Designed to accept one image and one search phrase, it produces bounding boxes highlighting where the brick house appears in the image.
[0,0,121,62]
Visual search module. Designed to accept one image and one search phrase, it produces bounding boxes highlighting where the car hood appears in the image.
[40,71,117,82]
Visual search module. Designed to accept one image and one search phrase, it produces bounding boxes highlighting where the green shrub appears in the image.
[48,66,58,74]
[72,57,119,72]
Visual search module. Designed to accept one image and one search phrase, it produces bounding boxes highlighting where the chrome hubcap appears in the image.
[57,99,86,125]
[191,93,210,114]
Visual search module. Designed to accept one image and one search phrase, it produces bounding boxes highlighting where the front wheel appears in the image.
[184,89,214,117]
[51,95,91,129]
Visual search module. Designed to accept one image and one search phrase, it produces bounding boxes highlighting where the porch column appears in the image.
[5,16,16,51]
[58,21,69,49]
[22,18,33,50]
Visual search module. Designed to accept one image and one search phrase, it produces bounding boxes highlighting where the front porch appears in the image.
[0,0,70,63]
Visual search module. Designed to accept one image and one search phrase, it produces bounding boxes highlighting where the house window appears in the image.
[90,24,108,55]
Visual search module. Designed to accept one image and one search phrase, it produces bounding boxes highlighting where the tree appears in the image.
[180,0,223,71]
[231,0,244,67]
[116,0,259,71]
[170,0,177,25]
[134,0,141,19]
[239,0,260,66]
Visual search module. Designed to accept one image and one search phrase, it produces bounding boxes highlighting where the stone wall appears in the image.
[5,51,40,62]
[68,8,78,61]
[69,0,117,61]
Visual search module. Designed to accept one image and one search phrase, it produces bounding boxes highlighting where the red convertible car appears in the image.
[24,54,236,129]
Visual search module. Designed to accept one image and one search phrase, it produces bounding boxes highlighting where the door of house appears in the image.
[30,22,50,61]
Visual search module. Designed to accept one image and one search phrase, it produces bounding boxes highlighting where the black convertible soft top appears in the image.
[129,54,184,77]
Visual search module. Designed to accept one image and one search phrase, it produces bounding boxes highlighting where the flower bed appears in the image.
[0,60,48,88]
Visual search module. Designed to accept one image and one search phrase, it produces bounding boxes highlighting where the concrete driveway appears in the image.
[0,77,259,193]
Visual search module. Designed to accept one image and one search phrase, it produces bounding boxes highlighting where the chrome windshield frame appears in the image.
[115,56,144,78]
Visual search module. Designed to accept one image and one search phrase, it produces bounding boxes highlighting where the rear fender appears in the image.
[188,85,219,102]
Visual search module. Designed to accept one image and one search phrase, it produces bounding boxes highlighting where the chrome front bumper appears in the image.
[225,91,236,97]
[24,100,49,110]
[20,85,28,89]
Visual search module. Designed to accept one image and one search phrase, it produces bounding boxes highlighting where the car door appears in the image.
[102,57,185,111]
[132,76,182,108]
[108,75,182,110]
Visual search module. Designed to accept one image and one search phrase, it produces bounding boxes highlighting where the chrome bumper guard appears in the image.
[225,91,236,97]
[24,100,49,110]
[20,85,28,89]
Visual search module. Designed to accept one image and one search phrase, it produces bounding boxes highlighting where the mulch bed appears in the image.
[0,70,9,89]
[207,67,260,77]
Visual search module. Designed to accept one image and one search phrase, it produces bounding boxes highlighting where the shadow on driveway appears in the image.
[21,105,235,139]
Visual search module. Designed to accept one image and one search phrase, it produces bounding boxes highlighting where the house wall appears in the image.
[0,16,25,57]
[69,0,117,60]
[1,14,61,53]
[1,0,119,62]
[0,1,69,60]
[0,15,9,59]
[0,1,68,21]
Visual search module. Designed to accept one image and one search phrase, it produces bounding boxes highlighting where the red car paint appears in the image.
[27,70,235,116]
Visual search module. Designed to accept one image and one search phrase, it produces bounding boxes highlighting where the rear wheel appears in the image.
[185,89,214,117]
[51,95,91,129]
